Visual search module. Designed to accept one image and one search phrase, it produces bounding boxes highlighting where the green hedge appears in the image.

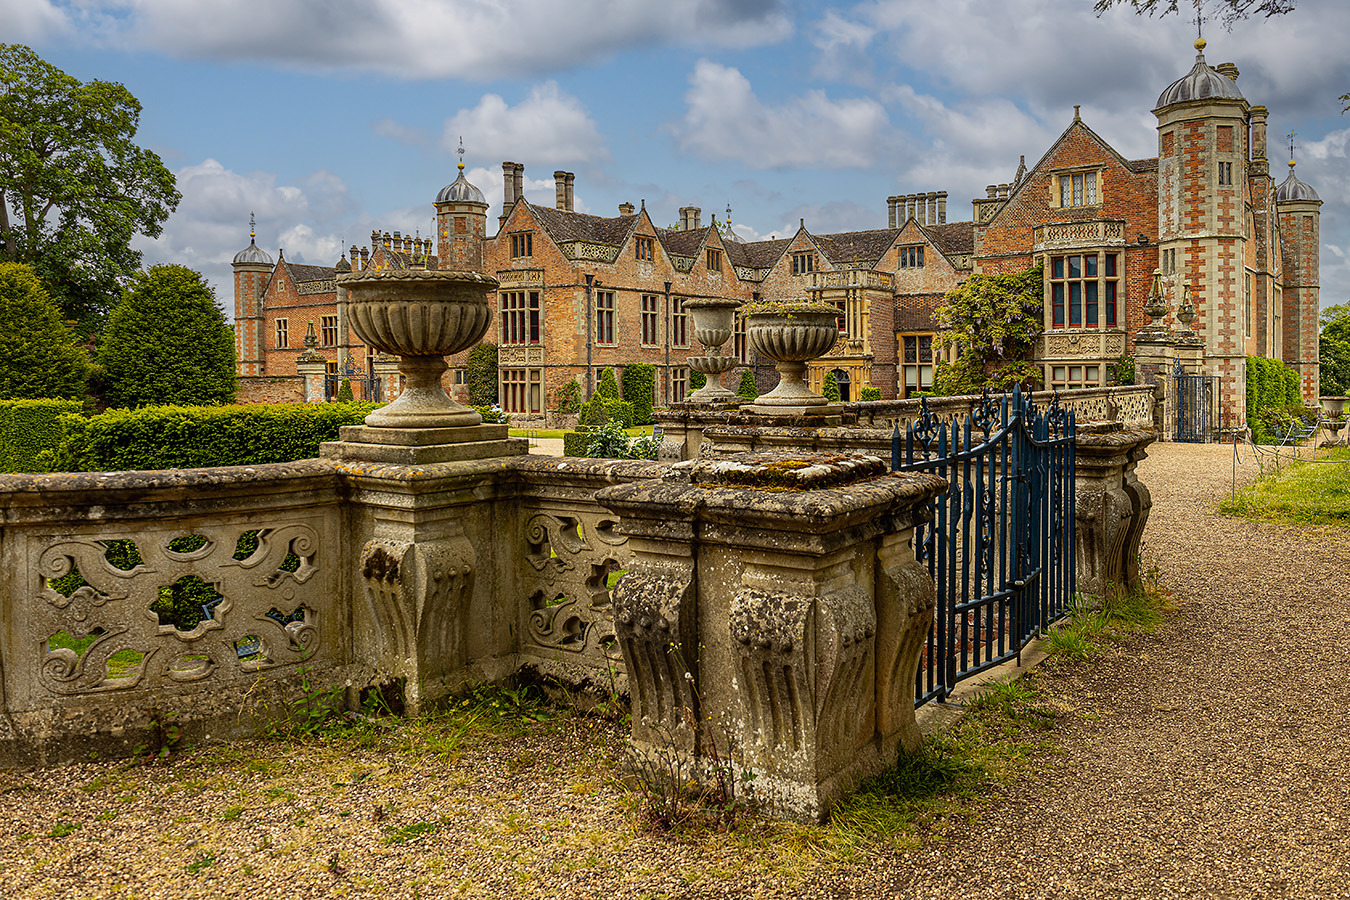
[1246,357,1305,443]
[859,385,881,401]
[0,399,83,473]
[562,429,592,457]
[48,402,378,472]
[597,367,621,401]
[621,363,655,425]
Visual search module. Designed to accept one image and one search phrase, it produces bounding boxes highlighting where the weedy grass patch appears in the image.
[1218,446,1350,528]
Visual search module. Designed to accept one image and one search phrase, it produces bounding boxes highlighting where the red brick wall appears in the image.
[236,376,304,404]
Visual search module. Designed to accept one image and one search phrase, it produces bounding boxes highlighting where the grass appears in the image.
[1044,577,1171,662]
[1218,446,1350,528]
[46,631,144,679]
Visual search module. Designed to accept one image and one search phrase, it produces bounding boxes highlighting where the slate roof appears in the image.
[285,262,337,282]
[813,229,898,267]
[735,238,792,268]
[1127,158,1159,173]
[923,222,975,256]
[655,226,711,258]
[530,202,637,246]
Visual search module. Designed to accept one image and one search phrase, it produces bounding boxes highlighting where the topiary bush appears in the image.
[337,379,354,402]
[738,369,759,401]
[602,399,634,428]
[859,385,881,401]
[98,265,235,408]
[562,430,592,457]
[0,399,83,472]
[822,371,840,402]
[556,379,582,414]
[579,397,609,427]
[46,402,378,472]
[597,367,621,401]
[0,263,89,401]
[621,363,656,425]
[467,343,498,406]
[473,405,509,424]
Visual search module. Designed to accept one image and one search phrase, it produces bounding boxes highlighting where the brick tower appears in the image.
[1154,36,1251,430]
[232,214,273,376]
[434,144,489,272]
[1275,157,1322,401]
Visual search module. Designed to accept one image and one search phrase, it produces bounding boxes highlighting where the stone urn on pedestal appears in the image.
[742,300,840,413]
[322,267,525,463]
[684,297,742,403]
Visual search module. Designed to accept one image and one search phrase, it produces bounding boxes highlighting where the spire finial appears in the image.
[1194,2,1206,52]
[457,136,465,171]
[1073,104,1081,121]
[1288,130,1297,168]
[249,211,256,242]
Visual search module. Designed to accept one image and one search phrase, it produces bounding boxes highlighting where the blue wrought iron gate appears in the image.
[325,355,383,402]
[892,386,1077,707]
[1173,359,1216,443]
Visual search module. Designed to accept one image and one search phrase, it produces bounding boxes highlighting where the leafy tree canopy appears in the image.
[1321,304,1350,397]
[97,265,235,408]
[0,44,180,333]
[0,261,88,399]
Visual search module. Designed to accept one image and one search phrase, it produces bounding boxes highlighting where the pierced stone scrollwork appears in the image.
[521,511,630,661]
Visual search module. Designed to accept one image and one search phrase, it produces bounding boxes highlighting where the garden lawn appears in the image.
[1217,447,1350,527]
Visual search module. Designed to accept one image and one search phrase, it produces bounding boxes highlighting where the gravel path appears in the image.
[3,441,1347,898]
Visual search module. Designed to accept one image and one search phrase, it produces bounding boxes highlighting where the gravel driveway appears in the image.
[3,440,1347,899]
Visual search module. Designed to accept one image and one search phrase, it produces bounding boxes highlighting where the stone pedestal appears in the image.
[1074,426,1156,598]
[319,424,526,464]
[598,451,946,822]
[297,355,327,404]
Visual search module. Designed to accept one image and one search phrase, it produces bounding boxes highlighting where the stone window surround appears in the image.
[596,290,616,345]
[640,294,660,346]
[510,231,533,259]
[320,315,338,347]
[1053,166,1101,208]
[1046,250,1120,330]
[275,318,288,349]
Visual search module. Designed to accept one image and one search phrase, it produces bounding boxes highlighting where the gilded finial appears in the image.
[457,136,465,171]
[1194,4,1206,52]
[249,211,256,241]
[1288,130,1297,169]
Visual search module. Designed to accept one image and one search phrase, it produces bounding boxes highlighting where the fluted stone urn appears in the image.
[743,301,839,409]
[685,297,741,402]
[337,268,499,428]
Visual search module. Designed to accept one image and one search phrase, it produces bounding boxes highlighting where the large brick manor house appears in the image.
[234,38,1320,430]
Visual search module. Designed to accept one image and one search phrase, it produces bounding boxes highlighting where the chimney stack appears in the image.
[924,192,936,225]
[619,201,635,216]
[350,244,360,270]
[513,163,525,210]
[565,173,575,212]
[937,191,947,225]
[555,171,568,210]
[1216,62,1239,82]
[887,196,898,229]
[1250,105,1269,161]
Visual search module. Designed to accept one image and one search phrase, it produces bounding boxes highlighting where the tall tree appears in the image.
[1320,304,1350,398]
[98,265,235,408]
[0,261,88,399]
[0,44,181,333]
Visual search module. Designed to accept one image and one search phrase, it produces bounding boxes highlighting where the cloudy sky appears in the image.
[4,0,1348,313]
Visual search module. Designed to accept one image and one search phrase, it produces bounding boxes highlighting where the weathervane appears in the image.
[1287,130,1298,164]
[249,211,256,240]
[457,136,466,171]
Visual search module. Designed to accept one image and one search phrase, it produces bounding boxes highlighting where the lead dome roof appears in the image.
[437,166,486,204]
[233,237,273,266]
[1156,43,1245,108]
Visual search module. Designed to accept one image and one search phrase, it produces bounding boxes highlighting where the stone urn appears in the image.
[742,301,839,408]
[684,297,741,402]
[336,268,500,428]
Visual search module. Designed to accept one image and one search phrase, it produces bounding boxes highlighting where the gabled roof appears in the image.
[922,222,975,256]
[284,261,337,282]
[528,202,638,246]
[655,225,712,258]
[734,237,792,268]
[1127,158,1159,173]
[813,228,896,267]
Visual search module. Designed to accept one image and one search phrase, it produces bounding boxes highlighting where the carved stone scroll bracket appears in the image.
[358,527,476,710]
[874,527,937,754]
[1074,429,1157,598]
[612,563,698,752]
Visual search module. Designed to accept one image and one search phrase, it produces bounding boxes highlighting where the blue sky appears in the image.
[4,0,1348,314]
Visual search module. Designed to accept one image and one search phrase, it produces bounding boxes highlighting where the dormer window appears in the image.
[510,232,533,259]
[706,248,722,272]
[1058,172,1098,207]
[636,235,654,261]
[791,252,816,275]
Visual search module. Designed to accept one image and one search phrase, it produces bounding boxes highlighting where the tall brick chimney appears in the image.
[501,161,518,227]
[555,171,568,210]
[565,173,575,211]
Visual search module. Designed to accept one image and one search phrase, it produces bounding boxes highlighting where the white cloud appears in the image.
[44,0,793,79]
[440,83,609,169]
[674,60,892,169]
[0,0,70,42]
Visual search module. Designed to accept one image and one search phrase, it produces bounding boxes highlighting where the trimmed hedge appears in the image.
[467,343,498,406]
[859,385,881,401]
[48,402,378,472]
[597,367,621,401]
[621,363,655,425]
[1246,356,1304,443]
[562,429,592,457]
[0,399,83,473]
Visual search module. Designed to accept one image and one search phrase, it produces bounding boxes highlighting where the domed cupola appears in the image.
[436,160,487,205]
[1276,159,1320,202]
[233,227,273,266]
[1156,38,1245,108]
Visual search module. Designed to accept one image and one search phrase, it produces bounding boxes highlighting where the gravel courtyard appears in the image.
[2,440,1347,899]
